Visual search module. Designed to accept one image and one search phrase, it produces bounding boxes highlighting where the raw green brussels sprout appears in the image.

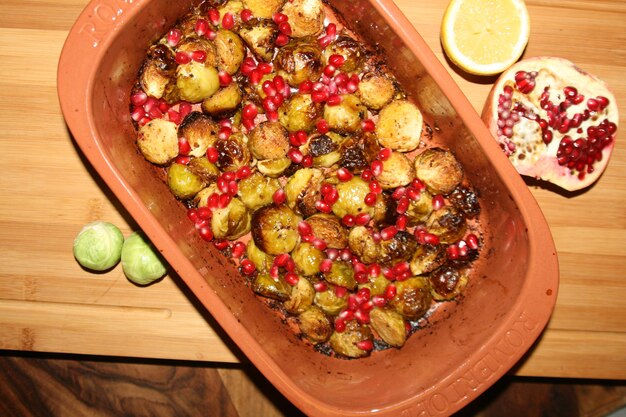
[167,163,205,200]
[278,93,322,132]
[325,260,357,290]
[331,176,373,219]
[329,319,372,358]
[237,171,281,210]
[429,265,468,301]
[121,231,168,285]
[137,118,179,165]
[291,242,324,276]
[314,284,348,316]
[323,94,366,134]
[284,276,315,314]
[174,61,220,103]
[73,221,124,271]
[414,147,464,196]
[274,38,323,87]
[252,273,291,301]
[211,197,251,240]
[388,277,432,320]
[297,306,332,343]
[369,307,406,348]
[251,204,301,255]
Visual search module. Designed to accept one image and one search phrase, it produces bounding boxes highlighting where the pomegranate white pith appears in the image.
[482,57,618,191]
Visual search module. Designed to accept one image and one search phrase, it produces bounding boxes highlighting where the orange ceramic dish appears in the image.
[57,0,559,415]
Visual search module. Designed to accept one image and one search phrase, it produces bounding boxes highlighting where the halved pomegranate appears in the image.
[482,57,618,191]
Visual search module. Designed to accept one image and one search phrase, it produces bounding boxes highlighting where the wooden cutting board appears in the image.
[1,0,625,379]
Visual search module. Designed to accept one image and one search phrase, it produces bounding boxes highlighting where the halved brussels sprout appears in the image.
[193,183,220,208]
[214,29,245,74]
[216,0,244,28]
[256,157,292,178]
[376,100,423,152]
[405,189,433,226]
[137,118,179,165]
[388,277,432,320]
[201,83,242,117]
[424,205,467,245]
[322,36,366,73]
[379,230,418,265]
[246,239,275,273]
[331,176,373,219]
[291,242,324,276]
[188,156,220,183]
[369,307,406,348]
[248,121,290,160]
[357,71,397,110]
[348,226,380,264]
[410,244,447,276]
[376,151,415,189]
[284,276,315,314]
[179,111,219,157]
[325,260,357,290]
[274,38,323,87]
[242,0,286,19]
[323,94,366,134]
[139,44,176,100]
[305,132,346,168]
[176,36,218,67]
[211,197,252,240]
[359,273,390,297]
[429,265,468,301]
[252,273,291,301]
[251,204,301,255]
[305,213,348,249]
[238,171,281,210]
[214,133,251,172]
[278,93,322,132]
[297,306,332,343]
[280,0,324,38]
[414,147,464,196]
[313,284,348,316]
[284,167,324,217]
[167,162,205,200]
[238,18,278,62]
[329,320,372,358]
[173,61,220,103]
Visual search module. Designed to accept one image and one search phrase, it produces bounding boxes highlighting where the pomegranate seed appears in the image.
[447,244,460,259]
[297,221,312,237]
[361,119,375,132]
[194,19,209,36]
[148,107,163,119]
[221,12,234,29]
[227,180,238,196]
[174,155,190,165]
[299,80,313,93]
[370,160,383,177]
[364,192,377,206]
[369,180,382,194]
[175,51,191,65]
[326,94,342,106]
[241,259,256,275]
[198,226,213,241]
[318,35,333,48]
[334,317,346,332]
[214,239,229,250]
[342,249,354,262]
[218,71,232,86]
[337,167,353,181]
[219,193,232,209]
[360,300,374,313]
[187,208,199,223]
[178,137,191,155]
[269,265,280,279]
[207,193,219,209]
[249,69,263,85]
[368,263,381,277]
[312,238,327,251]
[311,89,330,103]
[197,207,212,221]
[391,187,406,200]
[432,195,445,210]
[278,21,292,36]
[284,272,299,286]
[257,62,272,74]
[322,187,339,205]
[406,187,421,201]
[207,8,220,25]
[314,281,328,292]
[326,248,339,261]
[372,295,387,307]
[167,28,182,46]
[334,286,348,298]
[242,103,258,120]
[240,9,253,22]
[178,102,192,119]
[423,233,440,245]
[328,54,345,67]
[354,271,368,284]
[315,200,332,213]
[378,148,392,161]
[231,241,246,258]
[326,23,337,36]
[320,258,333,273]
[266,111,279,122]
[206,146,218,163]
[288,148,304,164]
[236,166,252,180]
[218,126,232,140]
[355,311,370,324]
[167,109,182,125]
[360,169,373,182]
[466,233,480,250]
[316,119,329,134]
[273,12,288,23]
[396,197,409,214]
[263,96,277,113]
[342,214,355,227]
[241,57,257,76]
[382,267,396,280]
[339,309,354,321]
[138,116,151,126]
[355,213,370,226]
[380,226,398,241]
[273,188,286,205]
[192,49,208,62]
[131,91,148,106]
[323,64,336,77]
[262,80,277,97]
[131,107,146,122]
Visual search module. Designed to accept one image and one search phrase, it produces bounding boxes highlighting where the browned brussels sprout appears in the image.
[425,205,466,245]
[357,71,397,110]
[248,121,290,160]
[429,265,468,301]
[171,61,220,103]
[178,111,219,157]
[237,171,281,210]
[405,189,433,226]
[297,306,332,343]
[284,167,324,217]
[323,94,367,134]
[291,242,324,276]
[313,284,348,316]
[252,272,291,301]
[332,176,373,219]
[251,204,301,255]
[201,83,243,117]
[211,197,251,240]
[325,260,357,290]
[139,44,176,100]
[167,162,205,200]
[376,100,423,152]
[322,36,366,73]
[242,0,286,19]
[284,275,315,314]
[176,36,218,67]
[137,118,179,165]
[414,148,464,196]
[238,18,278,62]
[280,0,324,38]
[305,213,348,250]
[278,93,322,132]
[376,151,415,190]
[379,230,418,265]
[188,156,220,183]
[388,277,432,320]
[348,226,380,264]
[329,320,372,358]
[214,29,245,74]
[274,39,323,87]
[214,132,251,172]
[369,307,406,348]
[410,244,447,276]
[246,239,274,273]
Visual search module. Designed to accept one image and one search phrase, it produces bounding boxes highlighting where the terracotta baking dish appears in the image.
[57,0,559,415]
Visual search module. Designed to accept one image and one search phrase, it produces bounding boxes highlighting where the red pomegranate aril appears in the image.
[396,214,408,231]
[206,146,218,163]
[236,165,252,180]
[447,244,460,259]
[334,317,346,333]
[316,119,329,134]
[296,221,311,237]
[596,96,609,109]
[227,180,238,196]
[167,28,182,46]
[241,57,256,76]
[248,69,263,85]
[372,295,387,308]
[207,193,219,209]
[274,33,290,47]
[272,188,286,205]
[360,169,373,182]
[354,309,370,324]
[263,96,277,113]
[167,109,182,125]
[283,272,298,286]
[328,54,345,67]
[148,107,163,119]
[377,148,392,161]
[131,91,148,107]
[311,90,330,103]
[342,214,356,227]
[396,197,409,214]
[466,233,480,250]
[364,192,377,206]
[272,12,288,23]
[337,167,353,182]
[391,187,406,200]
[221,13,234,29]
[194,218,209,230]
[240,8,253,22]
[241,259,256,275]
[432,194,445,210]
[266,111,279,122]
[370,160,383,177]
[131,106,146,122]
[288,147,304,164]
[333,286,347,298]
[278,21,292,36]
[356,339,373,351]
[423,233,440,245]
[196,207,212,221]
[213,239,229,250]
[392,261,410,275]
[231,241,246,259]
[405,187,420,201]
[269,264,280,279]
[315,200,332,213]
[218,71,232,86]
[242,103,258,120]
[262,80,277,97]
[318,35,333,48]
[319,258,333,273]
[174,155,190,165]
[178,138,191,155]
[355,213,370,226]
[175,51,191,65]
[198,226,213,241]
[298,80,313,93]
[270,94,284,107]
[187,208,199,223]
[326,94,342,106]
[218,126,232,140]
[218,193,231,208]
[361,119,375,132]
[257,62,272,74]
[380,226,398,241]
[138,116,151,126]
[369,180,382,194]
[384,284,397,300]
[343,249,355,262]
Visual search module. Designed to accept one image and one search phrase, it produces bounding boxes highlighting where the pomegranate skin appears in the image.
[482,56,618,191]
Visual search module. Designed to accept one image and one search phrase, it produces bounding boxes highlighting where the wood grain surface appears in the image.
[1,0,625,379]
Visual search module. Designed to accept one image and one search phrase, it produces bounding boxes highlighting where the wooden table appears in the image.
[1,0,625,380]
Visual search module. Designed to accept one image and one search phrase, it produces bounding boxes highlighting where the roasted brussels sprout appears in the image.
[449,187,481,218]
[371,192,397,226]
[305,132,344,168]
[211,197,252,240]
[284,167,324,217]
[274,39,323,87]
[188,156,220,182]
[424,205,466,245]
[339,136,372,173]
[242,0,285,18]
[139,44,176,100]
[252,272,291,301]
[314,284,348,316]
[193,183,220,208]
[278,93,322,132]
[325,260,357,290]
[410,244,447,276]
[173,61,220,103]
[414,148,464,196]
[297,306,332,343]
[137,118,179,165]
[284,276,315,314]
[323,94,367,133]
[280,0,324,38]
[246,238,274,273]
[214,132,251,172]
[201,83,243,117]
[176,36,218,67]
[376,100,423,152]
[251,204,301,255]
[369,307,406,348]
[357,71,396,110]
[237,171,281,210]
[329,320,372,358]
[305,213,348,249]
[331,176,374,219]
[256,157,292,178]
[359,273,390,297]
[322,36,366,73]
[291,242,324,276]
[167,163,206,200]
[214,29,245,74]
[388,276,432,320]
[405,189,433,226]
[216,0,244,28]
[348,226,380,264]
[178,111,219,157]
[379,231,418,265]
[429,265,468,301]
[376,151,415,189]
[238,18,278,62]
[248,121,290,160]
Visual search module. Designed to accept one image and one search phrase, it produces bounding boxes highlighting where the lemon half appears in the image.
[441,0,530,76]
